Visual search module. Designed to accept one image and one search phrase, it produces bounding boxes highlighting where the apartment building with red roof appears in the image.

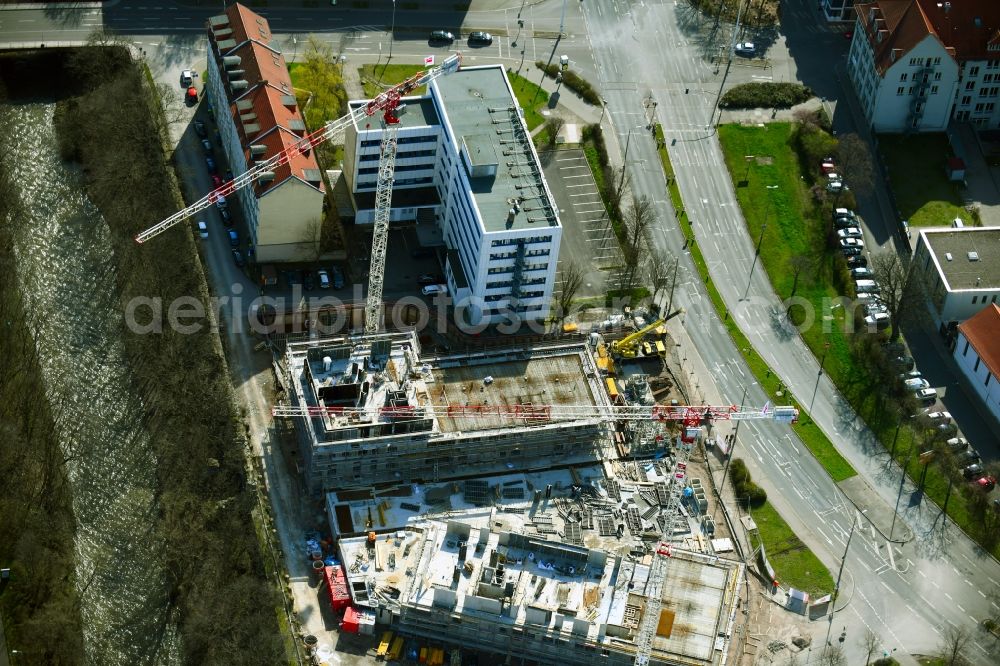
[953,303,1000,423]
[205,3,325,263]
[847,0,1000,132]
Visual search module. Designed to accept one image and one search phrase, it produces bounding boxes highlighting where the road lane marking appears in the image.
[964,579,973,587]
[952,566,961,575]
[978,590,987,598]
[919,593,931,605]
[944,592,953,600]
[960,553,974,565]
[989,577,998,586]
[918,569,927,578]
[932,580,940,588]
[879,580,892,593]
[957,604,966,613]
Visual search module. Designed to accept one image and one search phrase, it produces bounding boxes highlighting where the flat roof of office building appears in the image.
[433,65,560,234]
[349,96,440,130]
[920,226,1000,291]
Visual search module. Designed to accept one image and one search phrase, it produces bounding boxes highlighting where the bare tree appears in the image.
[620,195,655,291]
[869,251,922,340]
[938,624,970,666]
[860,627,880,665]
[788,253,813,299]
[303,218,322,261]
[817,645,846,666]
[836,133,876,199]
[606,165,627,214]
[543,116,565,147]
[555,259,585,321]
[646,250,678,308]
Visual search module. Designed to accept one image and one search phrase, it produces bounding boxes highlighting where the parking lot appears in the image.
[538,149,621,302]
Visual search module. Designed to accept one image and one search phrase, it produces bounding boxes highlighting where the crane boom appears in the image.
[611,309,683,358]
[135,53,462,244]
[271,402,799,423]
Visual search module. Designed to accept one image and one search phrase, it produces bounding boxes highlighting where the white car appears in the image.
[864,312,889,329]
[735,42,756,56]
[851,266,873,278]
[839,237,865,249]
[946,437,968,452]
[421,284,448,296]
[837,227,863,239]
[197,220,208,239]
[924,411,952,422]
[181,69,194,86]
[866,302,888,316]
[904,377,930,390]
[827,180,848,193]
[317,268,331,289]
[914,387,938,402]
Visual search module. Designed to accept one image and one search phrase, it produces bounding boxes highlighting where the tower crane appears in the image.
[135,53,464,334]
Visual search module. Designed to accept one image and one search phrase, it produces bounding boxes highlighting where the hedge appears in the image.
[719,82,813,109]
[535,61,601,106]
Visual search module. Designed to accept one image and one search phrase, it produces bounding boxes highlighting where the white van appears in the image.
[855,279,879,293]
[421,284,448,296]
[197,221,208,239]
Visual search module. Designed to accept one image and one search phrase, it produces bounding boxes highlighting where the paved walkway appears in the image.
[950,122,1000,227]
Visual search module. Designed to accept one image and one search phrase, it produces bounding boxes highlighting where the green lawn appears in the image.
[506,69,549,131]
[671,123,855,482]
[358,63,428,98]
[878,133,966,227]
[751,502,835,596]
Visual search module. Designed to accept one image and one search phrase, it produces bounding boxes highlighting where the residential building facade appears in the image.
[912,226,1000,325]
[206,3,325,263]
[344,65,562,326]
[823,0,858,23]
[952,304,1000,423]
[847,0,1000,132]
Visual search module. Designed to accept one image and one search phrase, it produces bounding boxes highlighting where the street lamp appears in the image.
[826,509,867,646]
[618,125,645,194]
[559,0,567,37]
[388,0,397,61]
[599,97,608,124]
[740,184,778,301]
[714,381,754,522]
[808,340,831,416]
[890,442,916,540]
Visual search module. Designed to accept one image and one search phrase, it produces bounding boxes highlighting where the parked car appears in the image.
[417,274,440,285]
[851,266,873,278]
[855,280,880,294]
[955,447,980,464]
[827,180,848,193]
[842,246,863,257]
[210,174,222,188]
[430,30,455,43]
[228,229,239,247]
[734,42,756,56]
[206,156,217,173]
[224,169,234,182]
[898,369,921,380]
[945,437,969,452]
[846,254,868,268]
[468,31,493,45]
[866,302,889,316]
[201,139,213,154]
[963,463,984,480]
[317,268,330,289]
[914,387,938,402]
[232,249,245,267]
[838,227,863,239]
[303,270,316,291]
[833,207,855,220]
[977,476,997,491]
[219,207,233,226]
[891,355,914,370]
[835,217,859,229]
[935,422,958,437]
[330,266,345,289]
[864,312,890,329]
[904,377,930,390]
[186,86,199,104]
[924,410,952,422]
[197,220,208,239]
[194,120,207,138]
[215,194,228,210]
[839,237,865,250]
[181,69,194,86]
[422,284,448,296]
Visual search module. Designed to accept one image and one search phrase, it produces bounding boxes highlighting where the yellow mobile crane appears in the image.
[610,309,682,359]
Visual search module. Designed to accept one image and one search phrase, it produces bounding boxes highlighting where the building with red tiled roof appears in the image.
[204,3,325,263]
[847,0,1000,132]
[953,303,1000,423]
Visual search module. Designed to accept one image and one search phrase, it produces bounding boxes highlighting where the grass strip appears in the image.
[505,69,549,131]
[358,63,427,98]
[750,502,834,595]
[654,123,856,482]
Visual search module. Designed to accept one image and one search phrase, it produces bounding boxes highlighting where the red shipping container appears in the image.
[323,565,351,613]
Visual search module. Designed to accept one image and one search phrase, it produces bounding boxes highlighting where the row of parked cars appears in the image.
[833,207,889,329]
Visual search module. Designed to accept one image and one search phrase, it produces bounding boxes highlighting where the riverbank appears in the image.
[0,104,84,663]
[51,45,287,663]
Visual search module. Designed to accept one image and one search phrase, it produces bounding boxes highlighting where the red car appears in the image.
[211,174,223,188]
[977,476,996,491]
[185,86,198,104]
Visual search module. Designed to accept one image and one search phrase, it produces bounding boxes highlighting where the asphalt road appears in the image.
[583,0,1000,663]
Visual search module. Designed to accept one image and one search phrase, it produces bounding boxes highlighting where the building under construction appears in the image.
[283,332,613,492]
[335,470,744,666]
